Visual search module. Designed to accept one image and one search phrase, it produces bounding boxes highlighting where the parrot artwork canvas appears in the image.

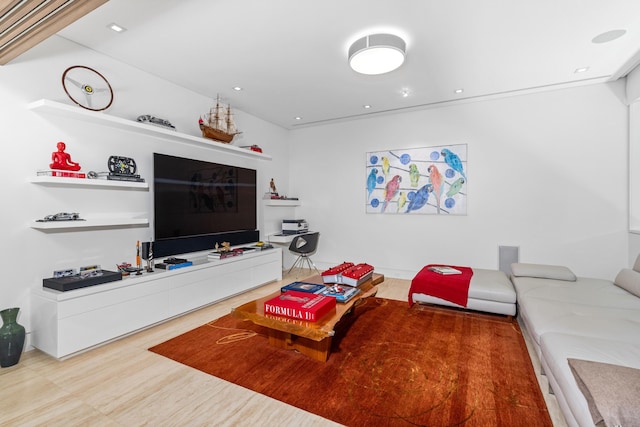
[366,144,467,215]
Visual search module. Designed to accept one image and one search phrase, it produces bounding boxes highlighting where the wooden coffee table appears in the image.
[231,273,384,362]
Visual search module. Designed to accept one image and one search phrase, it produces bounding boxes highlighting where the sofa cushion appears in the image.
[463,268,516,303]
[512,276,639,308]
[518,297,640,347]
[614,268,640,298]
[633,254,640,273]
[540,333,640,427]
[569,358,640,427]
[510,262,576,281]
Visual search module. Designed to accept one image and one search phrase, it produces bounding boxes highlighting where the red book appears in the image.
[264,290,336,322]
[38,169,86,178]
[322,262,355,283]
[340,263,374,286]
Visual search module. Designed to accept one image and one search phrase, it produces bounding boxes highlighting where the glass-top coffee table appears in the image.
[231,273,384,361]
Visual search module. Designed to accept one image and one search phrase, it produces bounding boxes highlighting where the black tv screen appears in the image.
[153,153,258,256]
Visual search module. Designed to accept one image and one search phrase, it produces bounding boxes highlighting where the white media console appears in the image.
[31,248,282,359]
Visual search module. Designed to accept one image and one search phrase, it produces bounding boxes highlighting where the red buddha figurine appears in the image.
[50,141,81,171]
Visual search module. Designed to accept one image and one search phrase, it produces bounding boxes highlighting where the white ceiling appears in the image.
[56,0,640,129]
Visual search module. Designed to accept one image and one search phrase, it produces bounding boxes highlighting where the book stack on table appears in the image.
[319,284,360,303]
[321,262,374,287]
[280,281,361,303]
[339,263,374,286]
[280,281,326,294]
[264,290,336,322]
[320,262,354,283]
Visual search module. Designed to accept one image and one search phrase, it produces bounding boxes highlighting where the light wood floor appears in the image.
[1,269,567,426]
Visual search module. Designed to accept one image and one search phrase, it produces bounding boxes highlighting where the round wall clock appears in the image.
[62,65,114,111]
[108,156,137,175]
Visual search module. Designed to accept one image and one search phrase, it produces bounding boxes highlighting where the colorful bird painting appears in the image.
[446,177,465,197]
[382,175,401,212]
[397,191,407,213]
[409,163,420,187]
[366,168,378,200]
[366,145,467,215]
[406,183,433,213]
[441,148,466,180]
[427,164,444,213]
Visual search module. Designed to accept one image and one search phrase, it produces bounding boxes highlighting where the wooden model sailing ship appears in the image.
[199,95,241,143]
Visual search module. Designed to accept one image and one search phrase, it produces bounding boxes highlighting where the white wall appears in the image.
[0,36,289,337]
[288,82,630,280]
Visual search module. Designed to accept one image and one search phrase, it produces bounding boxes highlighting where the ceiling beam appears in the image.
[0,0,108,65]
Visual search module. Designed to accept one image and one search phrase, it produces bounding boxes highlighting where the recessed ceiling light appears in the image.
[363,105,371,109]
[401,89,409,98]
[295,116,302,120]
[107,23,126,33]
[592,29,626,44]
[454,88,464,94]
[575,67,589,73]
[232,86,243,91]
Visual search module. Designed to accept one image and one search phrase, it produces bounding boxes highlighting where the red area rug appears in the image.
[149,298,552,427]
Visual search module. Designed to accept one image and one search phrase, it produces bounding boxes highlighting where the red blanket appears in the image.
[408,265,474,307]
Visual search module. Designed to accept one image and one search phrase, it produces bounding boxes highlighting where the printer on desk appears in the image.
[282,219,309,235]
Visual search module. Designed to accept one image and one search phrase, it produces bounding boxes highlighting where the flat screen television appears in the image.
[153,153,258,257]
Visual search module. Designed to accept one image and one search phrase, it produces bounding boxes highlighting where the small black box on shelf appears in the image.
[43,270,123,292]
[163,257,188,264]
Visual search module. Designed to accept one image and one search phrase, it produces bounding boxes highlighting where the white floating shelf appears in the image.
[264,199,301,207]
[28,176,149,190]
[30,217,149,231]
[28,99,272,160]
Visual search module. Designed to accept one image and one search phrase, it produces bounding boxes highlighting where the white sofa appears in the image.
[510,261,640,427]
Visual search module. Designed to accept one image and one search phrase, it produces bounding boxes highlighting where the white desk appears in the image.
[268,233,296,244]
[267,231,315,244]
[267,232,315,268]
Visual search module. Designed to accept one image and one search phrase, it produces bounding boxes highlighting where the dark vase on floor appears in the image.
[0,307,26,368]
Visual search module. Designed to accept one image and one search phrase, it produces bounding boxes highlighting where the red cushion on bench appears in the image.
[409,265,474,307]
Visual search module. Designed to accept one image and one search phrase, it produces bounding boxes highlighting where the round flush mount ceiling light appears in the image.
[348,33,406,75]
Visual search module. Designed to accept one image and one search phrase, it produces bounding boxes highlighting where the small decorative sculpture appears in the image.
[270,178,277,193]
[215,242,231,253]
[146,242,154,273]
[50,141,81,171]
[137,115,175,130]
